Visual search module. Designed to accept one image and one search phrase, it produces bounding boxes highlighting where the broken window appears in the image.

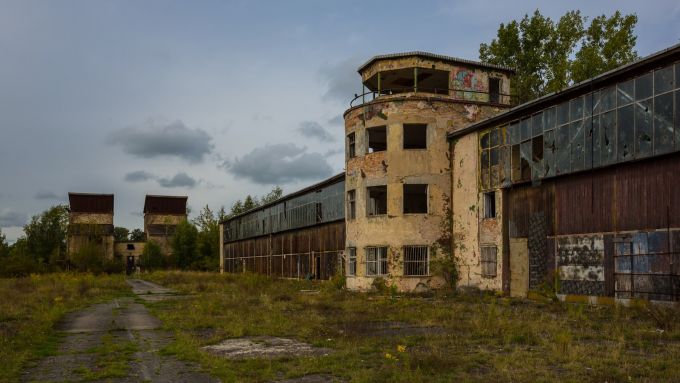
[480,246,497,278]
[570,96,584,121]
[543,129,555,178]
[617,104,634,162]
[654,92,674,155]
[315,202,323,223]
[480,126,506,189]
[347,247,356,276]
[555,124,570,175]
[520,118,531,141]
[654,66,674,95]
[557,102,570,126]
[347,190,356,220]
[483,191,496,219]
[489,78,500,103]
[531,135,544,179]
[366,126,387,153]
[365,246,388,276]
[570,119,585,172]
[532,112,543,137]
[366,186,387,216]
[635,72,653,101]
[347,132,356,159]
[511,144,521,182]
[635,98,653,158]
[403,184,428,214]
[618,79,634,106]
[403,246,429,276]
[601,86,616,112]
[585,116,601,169]
[126,244,135,250]
[508,121,520,145]
[520,140,531,180]
[601,110,617,165]
[403,123,427,149]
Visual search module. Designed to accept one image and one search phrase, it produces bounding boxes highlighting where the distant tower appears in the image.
[343,52,513,291]
[67,193,115,260]
[143,195,188,255]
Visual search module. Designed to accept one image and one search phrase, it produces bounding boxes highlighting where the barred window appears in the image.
[365,246,388,276]
[481,246,498,277]
[403,246,428,276]
[347,247,357,276]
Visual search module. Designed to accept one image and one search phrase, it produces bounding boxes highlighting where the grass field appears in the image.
[0,273,130,382]
[144,271,680,383]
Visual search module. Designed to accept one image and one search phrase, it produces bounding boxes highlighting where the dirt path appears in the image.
[22,279,218,383]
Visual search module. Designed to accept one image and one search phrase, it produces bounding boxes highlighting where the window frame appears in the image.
[365,246,388,276]
[483,191,496,219]
[366,185,387,217]
[366,125,387,153]
[480,245,498,278]
[347,132,356,159]
[347,189,356,220]
[347,247,357,277]
[403,245,429,276]
[403,184,428,214]
[403,123,428,150]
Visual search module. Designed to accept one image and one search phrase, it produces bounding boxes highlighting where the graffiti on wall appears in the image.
[451,68,487,102]
[556,235,605,296]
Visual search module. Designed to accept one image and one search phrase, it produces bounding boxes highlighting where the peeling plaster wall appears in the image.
[67,212,115,259]
[144,213,186,255]
[70,213,113,225]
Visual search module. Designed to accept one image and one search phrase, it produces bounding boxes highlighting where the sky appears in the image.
[0,0,679,242]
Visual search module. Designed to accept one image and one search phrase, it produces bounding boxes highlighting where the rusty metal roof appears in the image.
[68,193,114,214]
[357,51,515,74]
[143,195,188,215]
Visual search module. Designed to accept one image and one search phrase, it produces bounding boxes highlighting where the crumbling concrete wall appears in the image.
[144,214,185,256]
[67,212,115,260]
[114,241,146,265]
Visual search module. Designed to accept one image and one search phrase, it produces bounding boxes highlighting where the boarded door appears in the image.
[510,238,529,297]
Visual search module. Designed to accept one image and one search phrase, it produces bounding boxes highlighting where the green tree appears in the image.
[192,205,225,271]
[228,186,284,217]
[170,220,199,269]
[0,229,9,258]
[140,240,164,270]
[260,186,283,205]
[129,229,145,241]
[479,10,637,103]
[24,204,69,265]
[113,227,129,242]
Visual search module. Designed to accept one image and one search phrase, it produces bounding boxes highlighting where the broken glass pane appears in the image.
[654,65,674,95]
[617,104,634,162]
[557,102,569,125]
[654,93,674,155]
[520,140,531,181]
[618,79,634,106]
[480,131,490,149]
[570,96,583,121]
[481,149,490,190]
[601,86,616,111]
[543,130,555,178]
[570,120,585,172]
[500,145,511,186]
[635,72,653,100]
[587,116,602,169]
[635,98,653,158]
[490,128,500,147]
[555,124,571,175]
[592,90,601,115]
[490,147,499,166]
[601,110,617,165]
[509,121,520,145]
[531,135,543,180]
[544,107,556,131]
[511,144,521,182]
[532,112,543,137]
[520,118,531,141]
[584,93,593,117]
[584,117,594,169]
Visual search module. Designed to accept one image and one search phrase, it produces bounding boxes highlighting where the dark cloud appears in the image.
[0,209,27,228]
[327,115,344,126]
[158,172,197,188]
[34,191,64,200]
[124,170,155,182]
[297,121,335,142]
[227,143,333,184]
[107,120,214,163]
[319,56,364,103]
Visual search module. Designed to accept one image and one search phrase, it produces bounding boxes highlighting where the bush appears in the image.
[0,255,43,277]
[140,241,165,271]
[70,242,122,274]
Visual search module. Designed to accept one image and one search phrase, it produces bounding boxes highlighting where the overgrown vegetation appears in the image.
[144,271,680,383]
[480,10,638,103]
[0,273,130,381]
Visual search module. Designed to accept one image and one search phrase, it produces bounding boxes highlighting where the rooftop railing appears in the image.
[349,87,516,108]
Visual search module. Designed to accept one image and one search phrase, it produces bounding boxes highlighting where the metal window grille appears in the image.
[366,246,388,276]
[481,246,498,277]
[347,190,356,220]
[347,247,357,276]
[404,246,428,276]
[348,133,356,158]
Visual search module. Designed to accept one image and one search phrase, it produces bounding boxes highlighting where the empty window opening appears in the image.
[403,184,428,214]
[483,192,496,219]
[489,78,500,103]
[315,202,323,223]
[403,124,427,149]
[126,244,135,251]
[347,132,356,158]
[347,247,357,276]
[366,246,388,276]
[404,246,429,276]
[347,190,356,220]
[367,186,387,216]
[481,246,498,278]
[367,126,387,153]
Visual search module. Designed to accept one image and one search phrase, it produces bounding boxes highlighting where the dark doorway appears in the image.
[489,78,500,103]
[126,256,135,275]
[315,255,321,279]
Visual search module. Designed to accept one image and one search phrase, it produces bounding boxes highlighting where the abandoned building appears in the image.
[67,193,115,260]
[220,43,680,301]
[450,43,680,302]
[343,52,514,291]
[143,195,188,255]
[221,174,344,279]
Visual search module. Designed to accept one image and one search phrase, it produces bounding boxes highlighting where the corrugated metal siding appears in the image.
[507,184,554,238]
[68,193,114,213]
[143,195,187,214]
[554,170,615,235]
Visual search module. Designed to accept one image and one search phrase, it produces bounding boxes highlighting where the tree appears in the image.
[192,205,224,271]
[113,227,129,242]
[260,186,283,205]
[24,204,69,264]
[479,10,637,103]
[129,229,145,241]
[228,186,284,217]
[140,240,164,270]
[0,229,9,258]
[170,220,199,269]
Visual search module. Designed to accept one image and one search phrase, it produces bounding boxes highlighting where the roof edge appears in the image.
[358,51,515,74]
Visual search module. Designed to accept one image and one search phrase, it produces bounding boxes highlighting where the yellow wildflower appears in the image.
[397,345,407,353]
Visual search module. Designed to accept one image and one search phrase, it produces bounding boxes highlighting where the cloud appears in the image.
[226,143,333,184]
[327,115,344,126]
[34,191,64,200]
[319,56,364,103]
[124,170,155,182]
[297,121,335,142]
[107,120,214,163]
[158,172,197,188]
[0,209,26,228]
